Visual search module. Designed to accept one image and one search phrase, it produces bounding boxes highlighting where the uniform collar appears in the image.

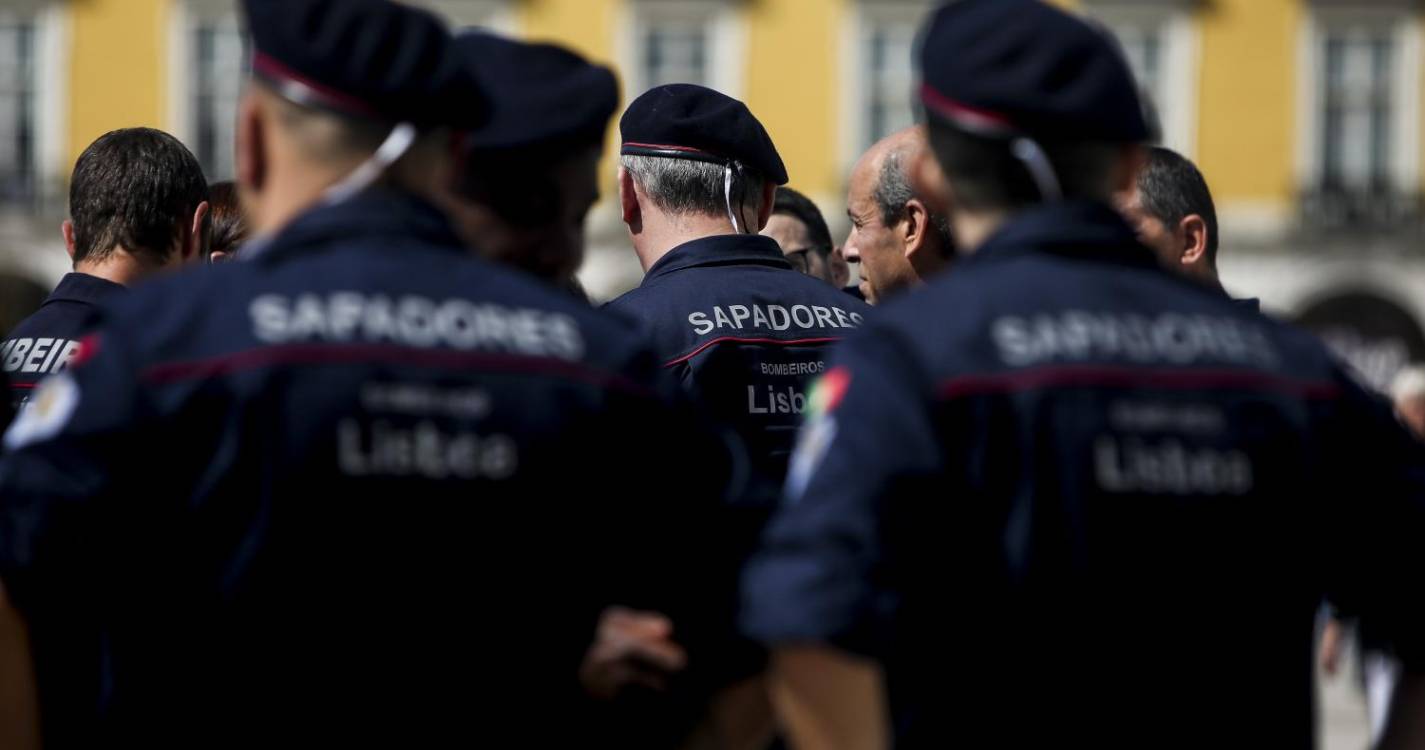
[45,272,126,307]
[965,200,1160,271]
[642,233,793,285]
[245,186,465,262]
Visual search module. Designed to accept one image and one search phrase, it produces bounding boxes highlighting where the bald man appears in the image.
[842,127,954,303]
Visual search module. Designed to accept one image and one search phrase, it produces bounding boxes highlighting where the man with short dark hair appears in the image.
[608,84,870,483]
[438,30,618,294]
[743,1,1425,746]
[763,187,834,283]
[1116,146,1222,290]
[1,128,210,411]
[843,127,953,304]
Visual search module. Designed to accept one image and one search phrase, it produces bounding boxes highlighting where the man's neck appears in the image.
[250,172,338,237]
[949,209,1011,256]
[631,212,742,273]
[73,247,166,287]
[1180,258,1224,290]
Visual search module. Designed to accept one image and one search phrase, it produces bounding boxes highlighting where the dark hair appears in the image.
[69,128,209,265]
[925,117,1121,213]
[872,145,954,258]
[1137,146,1219,266]
[772,187,832,256]
[459,142,597,229]
[208,181,250,258]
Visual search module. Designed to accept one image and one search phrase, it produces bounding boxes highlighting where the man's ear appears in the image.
[1179,214,1210,266]
[61,220,76,263]
[901,199,931,260]
[235,90,266,207]
[184,201,211,263]
[618,167,642,232]
[754,182,777,232]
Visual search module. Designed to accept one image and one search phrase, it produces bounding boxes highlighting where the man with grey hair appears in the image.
[843,126,955,304]
[608,84,870,484]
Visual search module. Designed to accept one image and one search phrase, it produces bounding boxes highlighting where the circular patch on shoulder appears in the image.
[4,373,80,451]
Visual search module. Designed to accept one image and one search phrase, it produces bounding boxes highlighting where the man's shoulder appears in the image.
[101,247,657,383]
[858,257,1343,385]
[3,301,86,342]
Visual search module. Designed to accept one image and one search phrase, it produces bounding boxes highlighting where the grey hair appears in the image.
[873,147,954,255]
[621,154,765,220]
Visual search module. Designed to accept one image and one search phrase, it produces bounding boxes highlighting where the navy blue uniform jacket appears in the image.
[0,189,742,747]
[2,272,123,411]
[742,202,1425,748]
[607,234,871,483]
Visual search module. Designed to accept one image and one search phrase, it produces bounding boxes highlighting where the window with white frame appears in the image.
[624,1,741,98]
[1299,4,1421,213]
[1299,3,1419,226]
[0,16,38,204]
[1083,2,1198,155]
[0,0,63,210]
[1321,30,1393,189]
[174,1,247,181]
[847,2,930,161]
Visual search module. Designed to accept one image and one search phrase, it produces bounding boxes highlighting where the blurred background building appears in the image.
[1,0,1424,390]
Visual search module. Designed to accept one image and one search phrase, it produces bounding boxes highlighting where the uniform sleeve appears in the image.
[0,371,13,434]
[1321,370,1425,670]
[0,330,146,617]
[740,324,941,659]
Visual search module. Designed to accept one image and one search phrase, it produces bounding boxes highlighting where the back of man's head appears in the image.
[69,127,209,266]
[240,82,457,232]
[916,0,1148,236]
[1136,146,1219,267]
[620,154,767,223]
[924,124,1125,214]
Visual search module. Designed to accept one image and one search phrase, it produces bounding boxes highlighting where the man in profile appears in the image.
[842,127,954,304]
[1116,147,1242,299]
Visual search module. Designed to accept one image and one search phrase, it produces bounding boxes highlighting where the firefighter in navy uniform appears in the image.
[438,30,619,297]
[1,128,210,412]
[2,274,122,412]
[0,1,744,746]
[742,1,1425,747]
[607,84,872,484]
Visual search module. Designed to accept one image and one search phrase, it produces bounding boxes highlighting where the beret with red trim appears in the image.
[242,0,486,130]
[917,0,1148,143]
[620,84,788,185]
[455,30,619,155]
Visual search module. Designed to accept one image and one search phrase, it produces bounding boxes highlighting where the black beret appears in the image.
[243,0,485,130]
[455,30,619,155]
[620,84,788,185]
[918,0,1149,144]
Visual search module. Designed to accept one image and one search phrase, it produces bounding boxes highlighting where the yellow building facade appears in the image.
[3,0,1425,383]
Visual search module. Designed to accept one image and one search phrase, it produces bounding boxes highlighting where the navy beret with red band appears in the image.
[620,84,788,185]
[917,0,1149,144]
[242,0,486,130]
